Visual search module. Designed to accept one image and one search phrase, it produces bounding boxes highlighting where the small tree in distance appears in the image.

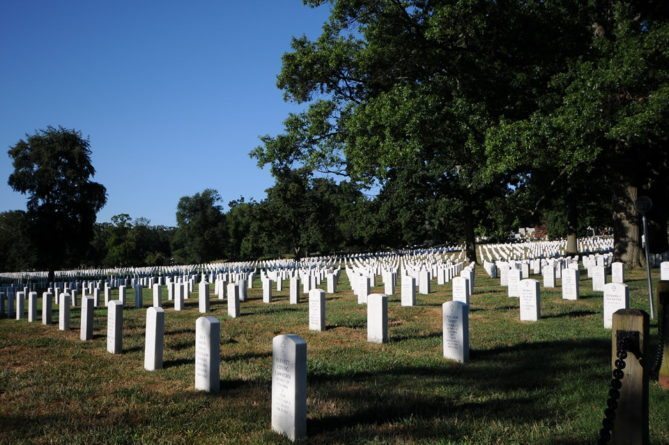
[8,126,107,282]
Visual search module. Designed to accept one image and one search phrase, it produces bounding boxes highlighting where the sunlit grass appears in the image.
[1,267,668,444]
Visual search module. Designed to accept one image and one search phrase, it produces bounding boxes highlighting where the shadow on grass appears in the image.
[306,337,610,443]
[225,351,271,362]
[390,331,441,343]
[245,306,300,316]
[163,357,193,369]
[165,328,194,336]
[542,310,597,319]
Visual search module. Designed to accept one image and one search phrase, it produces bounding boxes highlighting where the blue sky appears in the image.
[0,1,330,226]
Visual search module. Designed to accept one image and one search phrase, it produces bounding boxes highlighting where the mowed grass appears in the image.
[1,267,668,444]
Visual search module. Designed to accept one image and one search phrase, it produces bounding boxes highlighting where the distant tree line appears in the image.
[1,165,614,272]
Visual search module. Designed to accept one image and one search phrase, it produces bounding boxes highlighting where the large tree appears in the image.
[253,0,591,262]
[171,189,227,264]
[8,126,107,278]
[486,1,669,264]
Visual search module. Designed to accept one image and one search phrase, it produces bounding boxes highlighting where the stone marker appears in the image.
[59,293,71,331]
[195,316,220,393]
[263,278,273,303]
[661,261,669,281]
[238,279,247,302]
[28,292,37,322]
[134,285,143,309]
[271,334,307,443]
[542,265,556,288]
[144,307,165,371]
[603,283,629,329]
[452,276,470,305]
[519,279,540,322]
[308,289,325,331]
[419,269,430,294]
[107,300,123,354]
[118,285,126,305]
[401,275,416,307]
[561,268,580,300]
[42,292,53,324]
[80,296,94,341]
[611,262,625,284]
[357,274,369,304]
[227,282,240,318]
[289,277,300,305]
[15,291,25,320]
[326,274,336,293]
[592,266,606,292]
[152,284,162,307]
[442,300,469,363]
[507,268,521,298]
[367,293,388,343]
[198,281,209,314]
[174,282,184,311]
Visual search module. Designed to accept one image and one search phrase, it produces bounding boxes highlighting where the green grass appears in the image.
[1,268,668,444]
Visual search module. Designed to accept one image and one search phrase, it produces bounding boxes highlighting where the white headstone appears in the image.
[401,276,416,307]
[42,292,53,324]
[661,262,669,281]
[603,283,629,329]
[367,294,388,343]
[263,278,273,303]
[442,301,469,363]
[271,334,307,443]
[195,316,220,393]
[198,281,209,314]
[418,270,430,294]
[561,268,580,300]
[308,289,325,332]
[507,269,521,298]
[542,265,555,288]
[357,275,369,304]
[80,296,94,341]
[238,279,247,302]
[27,292,37,322]
[144,307,165,370]
[227,283,240,318]
[118,285,126,305]
[58,294,70,331]
[452,276,470,305]
[611,262,624,284]
[499,262,509,286]
[107,300,123,354]
[15,291,25,320]
[326,274,336,293]
[152,284,162,307]
[519,279,540,322]
[289,277,300,304]
[592,266,606,292]
[174,282,184,311]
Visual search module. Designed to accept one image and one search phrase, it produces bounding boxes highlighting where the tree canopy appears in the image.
[8,126,107,274]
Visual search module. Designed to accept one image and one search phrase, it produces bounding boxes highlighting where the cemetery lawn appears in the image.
[1,269,668,444]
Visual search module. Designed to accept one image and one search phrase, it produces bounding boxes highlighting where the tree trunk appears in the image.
[565,188,578,256]
[613,184,644,268]
[463,204,477,264]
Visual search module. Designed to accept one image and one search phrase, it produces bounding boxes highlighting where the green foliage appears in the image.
[252,0,609,260]
[0,211,35,272]
[7,126,107,271]
[171,189,227,264]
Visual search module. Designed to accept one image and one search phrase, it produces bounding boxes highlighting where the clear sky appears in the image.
[0,1,330,227]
